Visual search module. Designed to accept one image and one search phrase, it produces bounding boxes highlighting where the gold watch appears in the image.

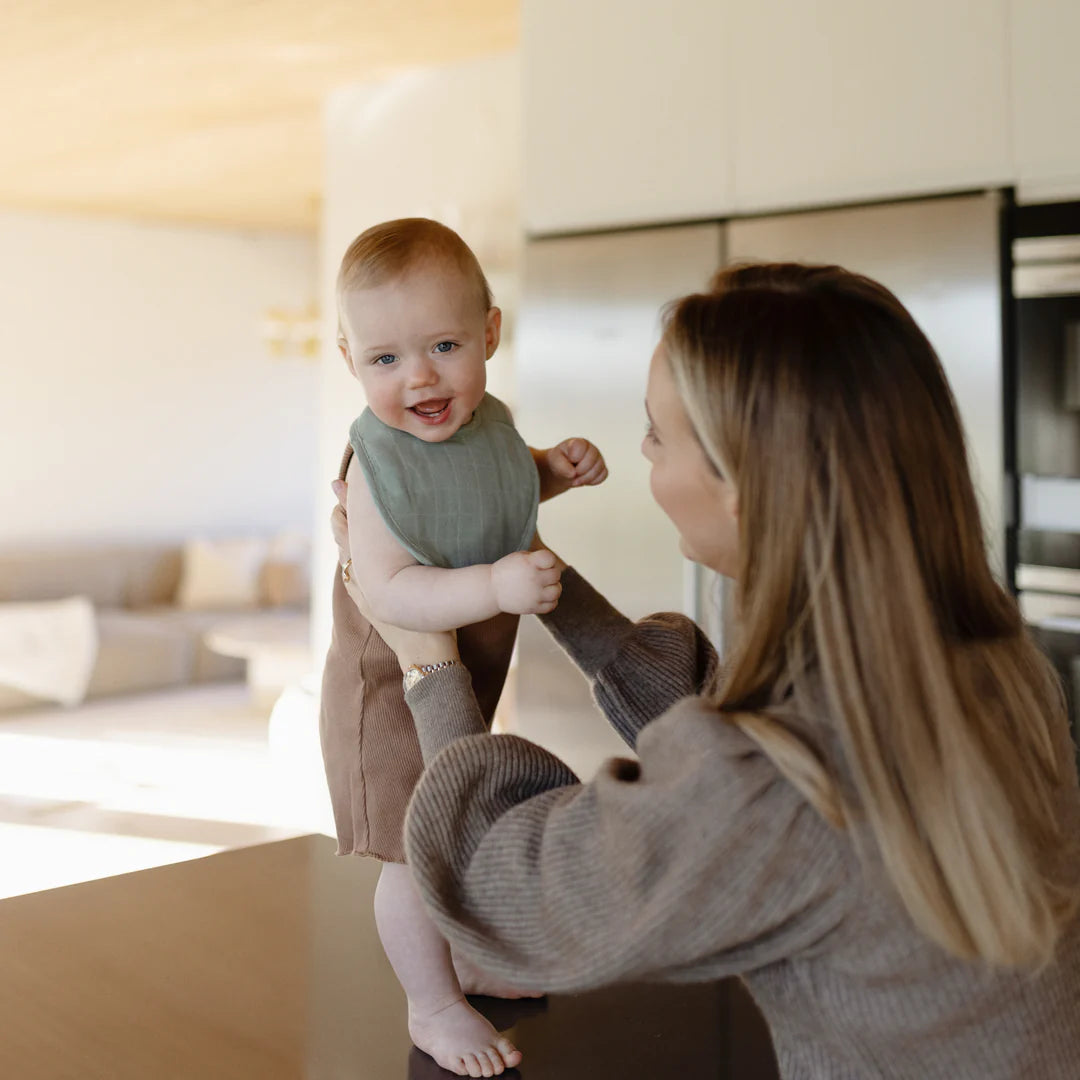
[402,659,460,693]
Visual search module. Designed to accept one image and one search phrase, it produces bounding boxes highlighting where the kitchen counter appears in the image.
[0,834,777,1079]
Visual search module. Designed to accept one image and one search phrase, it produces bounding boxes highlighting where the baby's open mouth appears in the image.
[410,399,451,424]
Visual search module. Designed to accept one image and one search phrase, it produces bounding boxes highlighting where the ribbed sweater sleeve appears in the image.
[404,694,850,994]
[403,567,847,991]
[539,568,720,748]
[406,663,487,765]
[405,567,718,762]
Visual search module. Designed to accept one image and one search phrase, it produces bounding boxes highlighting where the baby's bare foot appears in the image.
[409,995,523,1078]
[452,950,545,1000]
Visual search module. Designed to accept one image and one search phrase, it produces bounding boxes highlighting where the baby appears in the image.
[320,218,607,1077]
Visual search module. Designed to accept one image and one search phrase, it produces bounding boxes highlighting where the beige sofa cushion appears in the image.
[122,547,184,608]
[0,682,45,712]
[0,538,304,712]
[86,610,194,698]
[0,547,128,607]
[0,544,184,609]
[259,532,311,607]
[0,608,195,709]
[140,607,248,683]
[176,538,268,611]
[259,560,309,608]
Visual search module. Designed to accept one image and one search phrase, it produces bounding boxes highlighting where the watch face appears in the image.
[402,667,424,693]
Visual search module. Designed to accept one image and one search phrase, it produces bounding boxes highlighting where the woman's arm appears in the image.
[404,676,852,993]
[344,456,561,631]
[534,562,721,749]
[334,493,848,996]
[334,476,715,747]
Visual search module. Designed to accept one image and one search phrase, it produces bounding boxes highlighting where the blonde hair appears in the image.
[336,217,492,342]
[663,262,1078,969]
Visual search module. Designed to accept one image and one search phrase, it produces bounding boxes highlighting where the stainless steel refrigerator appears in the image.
[513,193,1004,776]
[513,222,726,777]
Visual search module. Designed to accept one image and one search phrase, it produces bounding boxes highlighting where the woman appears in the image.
[330,264,1080,1079]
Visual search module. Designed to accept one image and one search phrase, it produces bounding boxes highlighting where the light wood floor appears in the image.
[0,681,326,900]
[0,671,630,902]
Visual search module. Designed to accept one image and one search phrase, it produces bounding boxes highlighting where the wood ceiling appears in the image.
[0,1,517,231]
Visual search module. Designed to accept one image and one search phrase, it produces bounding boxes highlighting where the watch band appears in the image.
[402,659,460,693]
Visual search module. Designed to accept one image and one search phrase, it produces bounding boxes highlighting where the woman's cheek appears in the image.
[647,466,667,517]
[649,468,687,549]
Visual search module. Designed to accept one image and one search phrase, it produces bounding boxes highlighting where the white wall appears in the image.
[0,210,318,546]
[314,53,521,653]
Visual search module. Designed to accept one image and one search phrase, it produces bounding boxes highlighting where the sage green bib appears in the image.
[349,393,540,570]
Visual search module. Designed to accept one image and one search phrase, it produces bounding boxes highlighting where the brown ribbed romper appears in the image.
[319,443,522,864]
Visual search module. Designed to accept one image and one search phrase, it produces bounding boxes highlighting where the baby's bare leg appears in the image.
[451,947,545,1000]
[374,862,523,1078]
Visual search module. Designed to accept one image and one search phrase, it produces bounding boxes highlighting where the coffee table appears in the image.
[205,612,312,708]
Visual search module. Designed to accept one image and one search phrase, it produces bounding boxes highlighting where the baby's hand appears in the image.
[547,438,608,488]
[491,549,562,615]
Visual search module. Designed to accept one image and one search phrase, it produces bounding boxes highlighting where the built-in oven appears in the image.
[1009,199,1080,763]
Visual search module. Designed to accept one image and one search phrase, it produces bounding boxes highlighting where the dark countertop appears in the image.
[0,834,778,1079]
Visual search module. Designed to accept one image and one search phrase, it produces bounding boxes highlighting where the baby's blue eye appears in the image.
[434,341,456,354]
[373,354,396,366]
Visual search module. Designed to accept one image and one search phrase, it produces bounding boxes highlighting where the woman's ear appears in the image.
[485,306,502,360]
[709,469,739,521]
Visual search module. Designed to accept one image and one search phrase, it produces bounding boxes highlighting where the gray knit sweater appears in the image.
[403,569,1080,1079]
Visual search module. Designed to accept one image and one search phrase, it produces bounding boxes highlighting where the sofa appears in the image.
[0,540,310,713]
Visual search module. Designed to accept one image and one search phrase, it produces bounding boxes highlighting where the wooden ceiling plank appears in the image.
[0,0,517,229]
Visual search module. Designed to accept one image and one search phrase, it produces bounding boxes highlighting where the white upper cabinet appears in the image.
[522,0,733,235]
[523,0,1078,233]
[728,0,1012,213]
[1011,0,1080,204]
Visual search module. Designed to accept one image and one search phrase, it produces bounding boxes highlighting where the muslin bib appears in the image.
[348,393,539,568]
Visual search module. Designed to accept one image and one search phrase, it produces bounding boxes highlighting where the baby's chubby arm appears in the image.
[529,438,608,502]
[344,457,562,632]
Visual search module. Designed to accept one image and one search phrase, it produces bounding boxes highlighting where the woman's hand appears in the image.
[329,479,353,568]
[330,480,459,672]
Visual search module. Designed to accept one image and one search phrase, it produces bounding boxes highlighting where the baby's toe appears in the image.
[463,1053,483,1079]
[495,1038,523,1067]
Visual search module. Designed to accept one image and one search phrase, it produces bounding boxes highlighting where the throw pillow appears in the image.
[176,537,269,611]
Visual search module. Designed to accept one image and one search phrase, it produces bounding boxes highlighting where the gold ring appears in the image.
[341,558,352,585]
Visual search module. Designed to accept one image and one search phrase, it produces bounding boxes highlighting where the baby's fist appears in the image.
[548,438,608,488]
[492,549,563,615]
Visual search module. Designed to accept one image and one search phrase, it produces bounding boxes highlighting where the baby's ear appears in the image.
[485,306,502,360]
[338,336,355,374]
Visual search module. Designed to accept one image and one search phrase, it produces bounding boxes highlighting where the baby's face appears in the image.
[340,260,499,443]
